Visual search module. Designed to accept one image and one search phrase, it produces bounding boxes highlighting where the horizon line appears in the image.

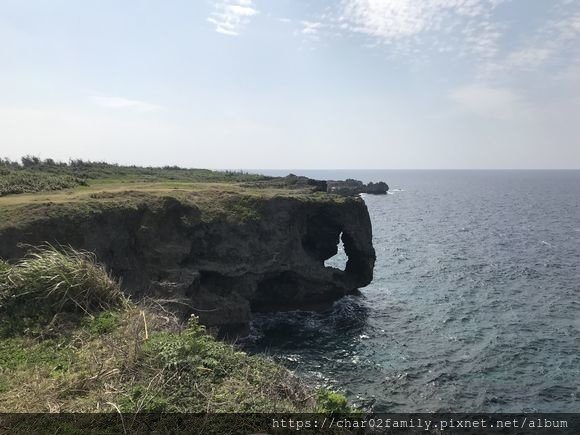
[239,168,580,171]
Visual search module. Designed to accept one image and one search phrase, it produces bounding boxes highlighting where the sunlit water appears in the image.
[244,170,580,412]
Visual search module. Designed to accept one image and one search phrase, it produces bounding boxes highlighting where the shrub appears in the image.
[84,311,121,335]
[317,389,349,413]
[0,171,85,196]
[0,245,127,335]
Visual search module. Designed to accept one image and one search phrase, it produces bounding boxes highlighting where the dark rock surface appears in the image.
[327,179,389,196]
[241,174,328,193]
[0,195,375,336]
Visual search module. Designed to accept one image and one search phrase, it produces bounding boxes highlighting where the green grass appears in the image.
[117,316,317,412]
[0,157,268,197]
[84,311,121,335]
[0,245,127,337]
[0,169,86,196]
[0,337,72,371]
[0,245,348,413]
[0,156,352,231]
[0,179,351,232]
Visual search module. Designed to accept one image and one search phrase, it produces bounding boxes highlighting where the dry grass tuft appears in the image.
[1,244,126,313]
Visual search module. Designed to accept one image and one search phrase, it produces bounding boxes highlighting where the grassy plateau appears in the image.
[0,157,347,229]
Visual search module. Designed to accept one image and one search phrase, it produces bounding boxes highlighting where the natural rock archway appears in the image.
[0,195,376,335]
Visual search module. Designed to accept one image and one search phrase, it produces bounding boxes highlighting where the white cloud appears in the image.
[479,6,580,79]
[89,96,165,113]
[297,20,326,44]
[336,0,506,58]
[329,0,580,83]
[449,84,528,120]
[208,0,258,36]
[302,21,322,36]
[506,48,552,70]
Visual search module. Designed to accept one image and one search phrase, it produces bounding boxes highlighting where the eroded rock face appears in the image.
[0,195,375,335]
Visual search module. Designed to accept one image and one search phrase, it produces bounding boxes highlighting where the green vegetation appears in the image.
[84,311,121,335]
[0,178,349,234]
[0,245,127,337]
[0,156,267,196]
[0,159,356,415]
[0,155,351,230]
[0,169,86,196]
[317,389,350,413]
[0,245,347,412]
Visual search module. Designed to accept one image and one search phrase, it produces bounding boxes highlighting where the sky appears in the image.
[1,0,580,169]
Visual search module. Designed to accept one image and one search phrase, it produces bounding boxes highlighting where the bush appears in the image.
[84,311,121,335]
[0,171,85,196]
[0,245,127,335]
[317,389,350,413]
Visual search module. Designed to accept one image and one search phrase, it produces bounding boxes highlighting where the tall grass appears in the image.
[0,246,348,414]
[0,245,127,331]
[0,260,9,284]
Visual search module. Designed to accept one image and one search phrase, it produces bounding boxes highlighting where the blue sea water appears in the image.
[245,170,580,412]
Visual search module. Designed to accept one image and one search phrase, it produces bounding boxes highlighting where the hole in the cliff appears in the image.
[324,232,348,271]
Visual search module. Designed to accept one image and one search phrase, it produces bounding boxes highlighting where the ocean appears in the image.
[244,170,580,412]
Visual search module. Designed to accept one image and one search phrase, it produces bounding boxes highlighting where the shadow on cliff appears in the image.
[0,194,376,337]
[244,294,370,352]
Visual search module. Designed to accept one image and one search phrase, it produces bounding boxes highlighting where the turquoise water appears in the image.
[246,170,580,412]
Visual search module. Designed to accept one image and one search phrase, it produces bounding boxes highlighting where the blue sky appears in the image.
[1,0,579,169]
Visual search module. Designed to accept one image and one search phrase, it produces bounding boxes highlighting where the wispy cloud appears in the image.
[449,84,528,120]
[302,21,322,36]
[208,0,258,36]
[335,0,506,59]
[297,20,325,44]
[89,96,165,113]
[481,6,580,79]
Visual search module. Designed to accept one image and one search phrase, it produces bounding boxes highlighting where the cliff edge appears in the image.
[0,184,375,335]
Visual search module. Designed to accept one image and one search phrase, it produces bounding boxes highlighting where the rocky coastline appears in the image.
[0,174,383,336]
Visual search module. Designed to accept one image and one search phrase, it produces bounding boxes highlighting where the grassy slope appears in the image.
[0,247,348,413]
[0,309,322,412]
[0,160,351,413]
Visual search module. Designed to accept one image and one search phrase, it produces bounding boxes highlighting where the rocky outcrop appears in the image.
[244,176,388,196]
[241,174,327,193]
[0,194,375,336]
[327,179,389,196]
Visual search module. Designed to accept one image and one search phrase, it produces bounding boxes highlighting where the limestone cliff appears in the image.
[0,192,375,335]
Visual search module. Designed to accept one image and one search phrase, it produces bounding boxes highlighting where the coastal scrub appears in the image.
[0,245,345,413]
